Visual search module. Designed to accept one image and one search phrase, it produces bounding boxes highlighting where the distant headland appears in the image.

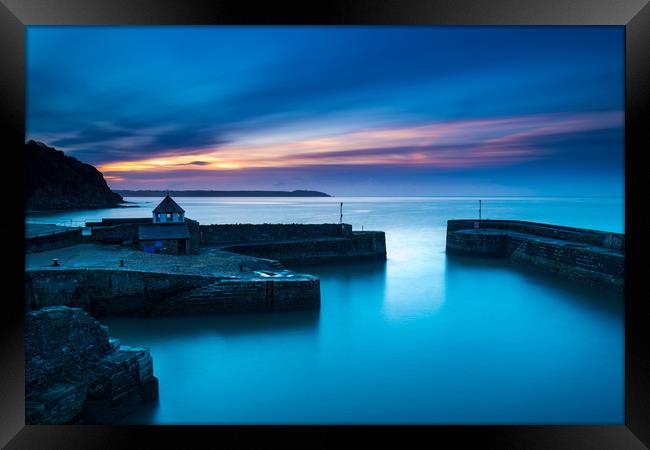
[115,190,331,197]
[25,140,332,213]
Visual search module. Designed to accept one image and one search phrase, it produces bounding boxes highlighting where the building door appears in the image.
[178,239,187,255]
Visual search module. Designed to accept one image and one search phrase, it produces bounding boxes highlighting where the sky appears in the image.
[26,26,624,196]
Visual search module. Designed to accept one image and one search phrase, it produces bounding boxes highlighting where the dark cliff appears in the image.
[25,140,124,211]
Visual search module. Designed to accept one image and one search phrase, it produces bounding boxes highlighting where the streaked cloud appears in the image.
[26,26,624,195]
[97,110,622,173]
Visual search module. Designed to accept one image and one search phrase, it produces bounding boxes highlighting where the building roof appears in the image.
[152,195,185,214]
[138,223,190,240]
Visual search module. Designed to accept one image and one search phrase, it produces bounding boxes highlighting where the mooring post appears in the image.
[340,202,343,224]
[479,199,482,220]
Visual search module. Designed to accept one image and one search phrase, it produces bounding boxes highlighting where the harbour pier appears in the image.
[446,219,624,290]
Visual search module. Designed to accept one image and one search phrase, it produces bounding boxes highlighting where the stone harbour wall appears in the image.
[445,230,507,258]
[187,218,201,253]
[86,222,140,245]
[25,269,213,315]
[25,306,158,424]
[221,231,387,266]
[156,278,320,315]
[26,228,83,254]
[505,234,624,290]
[447,219,624,252]
[446,220,624,290]
[200,223,353,244]
[25,268,321,316]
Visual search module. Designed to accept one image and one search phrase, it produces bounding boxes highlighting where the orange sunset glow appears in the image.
[97,111,622,176]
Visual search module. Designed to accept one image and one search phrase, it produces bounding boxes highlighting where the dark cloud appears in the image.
[44,120,230,164]
[26,26,624,195]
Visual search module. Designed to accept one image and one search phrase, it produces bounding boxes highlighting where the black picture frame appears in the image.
[1,1,648,448]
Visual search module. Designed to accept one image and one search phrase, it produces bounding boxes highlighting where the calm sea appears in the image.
[26,196,624,424]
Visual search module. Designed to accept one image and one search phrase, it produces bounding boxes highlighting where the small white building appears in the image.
[139,194,196,255]
[152,194,185,223]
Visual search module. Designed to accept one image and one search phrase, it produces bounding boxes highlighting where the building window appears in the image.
[167,213,173,221]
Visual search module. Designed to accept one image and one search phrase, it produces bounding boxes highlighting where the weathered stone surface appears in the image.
[25,226,83,254]
[200,223,354,244]
[25,306,158,424]
[445,220,624,290]
[220,231,387,266]
[447,219,624,251]
[25,268,321,316]
[26,383,87,424]
[157,278,321,315]
[24,223,385,317]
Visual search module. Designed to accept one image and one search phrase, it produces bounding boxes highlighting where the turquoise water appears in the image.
[28,197,624,423]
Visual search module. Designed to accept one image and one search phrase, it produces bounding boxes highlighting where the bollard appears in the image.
[52,258,59,267]
[120,259,124,267]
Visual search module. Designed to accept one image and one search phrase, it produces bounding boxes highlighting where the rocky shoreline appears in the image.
[25,306,158,424]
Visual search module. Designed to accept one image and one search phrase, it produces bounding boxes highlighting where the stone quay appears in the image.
[23,195,388,424]
[25,306,158,424]
[446,219,624,291]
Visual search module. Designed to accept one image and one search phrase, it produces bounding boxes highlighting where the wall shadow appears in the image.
[103,308,321,344]
[295,259,388,279]
[444,253,623,319]
[299,259,389,311]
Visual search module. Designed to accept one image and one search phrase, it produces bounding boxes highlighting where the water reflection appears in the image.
[445,254,623,320]
[109,309,321,343]
[77,197,623,424]
[107,308,324,424]
[295,259,388,278]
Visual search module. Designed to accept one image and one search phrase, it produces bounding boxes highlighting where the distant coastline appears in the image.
[115,190,331,197]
